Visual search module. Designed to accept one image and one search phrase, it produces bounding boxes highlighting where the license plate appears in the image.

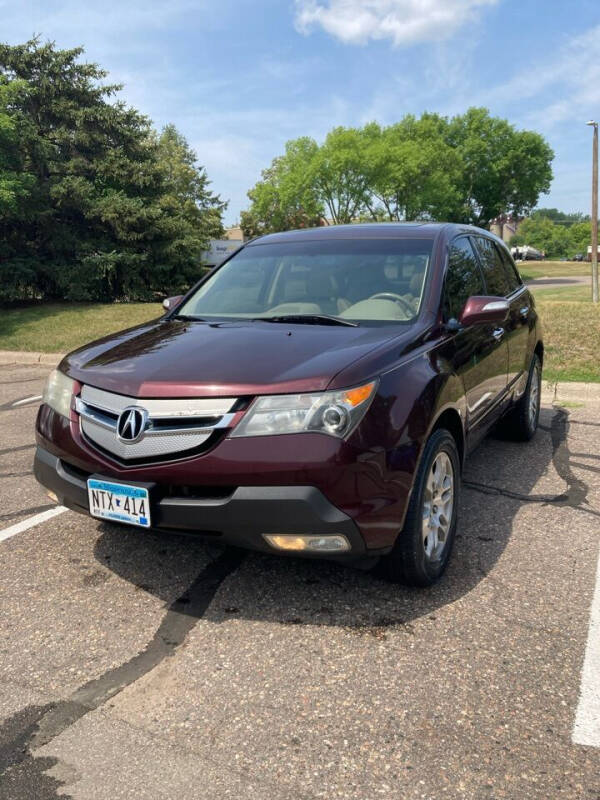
[87,479,151,528]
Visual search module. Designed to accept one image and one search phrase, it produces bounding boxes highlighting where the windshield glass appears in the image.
[178,238,434,324]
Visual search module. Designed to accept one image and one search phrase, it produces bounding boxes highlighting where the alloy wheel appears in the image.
[529,364,540,429]
[422,451,454,561]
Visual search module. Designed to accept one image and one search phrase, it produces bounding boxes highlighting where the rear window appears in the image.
[497,245,523,293]
[472,236,512,297]
[179,238,435,324]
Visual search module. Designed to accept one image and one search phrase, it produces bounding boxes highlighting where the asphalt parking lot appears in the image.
[1,363,599,799]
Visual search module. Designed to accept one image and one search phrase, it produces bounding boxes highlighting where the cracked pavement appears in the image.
[0,363,599,799]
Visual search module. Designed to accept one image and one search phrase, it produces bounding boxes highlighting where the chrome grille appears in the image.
[77,385,237,462]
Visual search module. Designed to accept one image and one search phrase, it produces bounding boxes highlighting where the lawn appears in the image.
[518,260,591,281]
[0,302,163,353]
[533,287,600,383]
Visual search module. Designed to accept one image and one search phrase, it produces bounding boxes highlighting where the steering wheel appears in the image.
[368,292,415,316]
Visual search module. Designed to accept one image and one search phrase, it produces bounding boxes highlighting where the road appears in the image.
[526,275,591,291]
[1,362,599,799]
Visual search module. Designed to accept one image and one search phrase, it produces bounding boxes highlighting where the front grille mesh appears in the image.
[78,385,237,463]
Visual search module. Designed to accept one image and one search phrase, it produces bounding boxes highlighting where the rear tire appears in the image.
[381,429,460,587]
[500,354,541,441]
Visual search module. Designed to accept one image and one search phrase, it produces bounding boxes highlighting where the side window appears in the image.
[472,236,512,297]
[444,238,486,320]
[497,245,523,293]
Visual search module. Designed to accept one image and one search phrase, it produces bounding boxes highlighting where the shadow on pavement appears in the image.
[94,406,584,630]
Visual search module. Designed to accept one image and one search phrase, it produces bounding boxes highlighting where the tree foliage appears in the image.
[529,207,590,226]
[242,109,554,236]
[510,215,592,260]
[240,137,322,237]
[0,39,225,302]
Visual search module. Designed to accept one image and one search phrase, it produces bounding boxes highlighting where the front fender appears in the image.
[348,346,465,539]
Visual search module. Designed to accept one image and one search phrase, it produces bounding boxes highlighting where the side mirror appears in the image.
[459,296,509,327]
[162,295,184,312]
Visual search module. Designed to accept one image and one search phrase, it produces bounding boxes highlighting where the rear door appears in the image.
[443,237,509,427]
[472,236,531,390]
[496,244,532,390]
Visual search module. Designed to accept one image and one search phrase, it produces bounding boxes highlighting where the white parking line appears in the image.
[573,547,600,747]
[0,506,67,543]
[11,394,43,407]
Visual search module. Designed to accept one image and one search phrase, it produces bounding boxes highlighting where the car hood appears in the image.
[62,317,414,398]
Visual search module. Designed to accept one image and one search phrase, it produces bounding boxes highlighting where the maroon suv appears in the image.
[34,223,543,586]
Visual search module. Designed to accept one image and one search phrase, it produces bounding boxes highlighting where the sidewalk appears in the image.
[0,349,66,366]
[1,349,599,404]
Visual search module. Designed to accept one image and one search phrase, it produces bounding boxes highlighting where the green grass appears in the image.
[530,285,591,302]
[534,289,600,383]
[0,303,163,353]
[518,260,591,281]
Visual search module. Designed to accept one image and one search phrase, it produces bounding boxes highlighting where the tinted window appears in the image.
[444,237,486,320]
[497,245,523,293]
[179,238,434,324]
[472,236,512,297]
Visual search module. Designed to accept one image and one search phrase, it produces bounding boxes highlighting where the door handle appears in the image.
[492,327,505,342]
[519,306,530,318]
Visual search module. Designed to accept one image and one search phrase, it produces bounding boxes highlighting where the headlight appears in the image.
[230,380,377,439]
[42,369,75,419]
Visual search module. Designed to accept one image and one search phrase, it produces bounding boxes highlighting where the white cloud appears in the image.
[294,0,498,46]
[477,25,600,129]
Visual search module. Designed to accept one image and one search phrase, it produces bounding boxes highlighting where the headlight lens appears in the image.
[230,380,377,439]
[42,369,74,419]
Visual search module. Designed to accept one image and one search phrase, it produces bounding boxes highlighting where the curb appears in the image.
[0,349,65,366]
[542,380,600,405]
[1,350,599,403]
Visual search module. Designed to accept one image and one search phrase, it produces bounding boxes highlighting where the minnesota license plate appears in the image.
[87,478,151,528]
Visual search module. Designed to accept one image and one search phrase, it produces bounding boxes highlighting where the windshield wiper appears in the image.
[172,313,206,322]
[255,314,359,328]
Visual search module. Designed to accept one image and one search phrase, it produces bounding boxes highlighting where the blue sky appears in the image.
[2,0,600,224]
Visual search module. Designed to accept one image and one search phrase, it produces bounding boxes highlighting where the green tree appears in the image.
[510,217,570,259]
[510,215,593,260]
[150,124,225,290]
[530,208,589,226]
[0,76,37,298]
[243,109,554,233]
[240,137,322,237]
[447,108,554,225]
[0,39,225,302]
[567,221,592,256]
[365,116,462,221]
[312,126,372,224]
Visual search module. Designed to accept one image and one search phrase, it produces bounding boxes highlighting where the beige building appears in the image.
[224,225,244,242]
[489,214,523,242]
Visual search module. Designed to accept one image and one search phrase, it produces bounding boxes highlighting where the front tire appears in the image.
[381,429,460,587]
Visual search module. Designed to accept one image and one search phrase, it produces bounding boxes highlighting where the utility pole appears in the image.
[588,121,599,303]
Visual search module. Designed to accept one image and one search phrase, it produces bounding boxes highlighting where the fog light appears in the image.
[46,490,59,503]
[263,534,351,552]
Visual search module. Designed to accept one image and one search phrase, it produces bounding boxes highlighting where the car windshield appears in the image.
[178,238,434,324]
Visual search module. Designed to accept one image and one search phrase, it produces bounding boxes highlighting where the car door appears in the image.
[496,243,532,390]
[443,236,509,427]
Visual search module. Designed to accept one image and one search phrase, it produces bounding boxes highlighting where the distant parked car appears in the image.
[572,253,584,262]
[35,223,543,587]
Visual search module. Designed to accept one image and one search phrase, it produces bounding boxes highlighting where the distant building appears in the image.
[224,225,244,242]
[489,214,523,242]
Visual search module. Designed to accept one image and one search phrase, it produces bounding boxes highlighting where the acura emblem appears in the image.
[116,406,148,443]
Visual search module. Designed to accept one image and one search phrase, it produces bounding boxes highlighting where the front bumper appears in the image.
[34,445,379,559]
